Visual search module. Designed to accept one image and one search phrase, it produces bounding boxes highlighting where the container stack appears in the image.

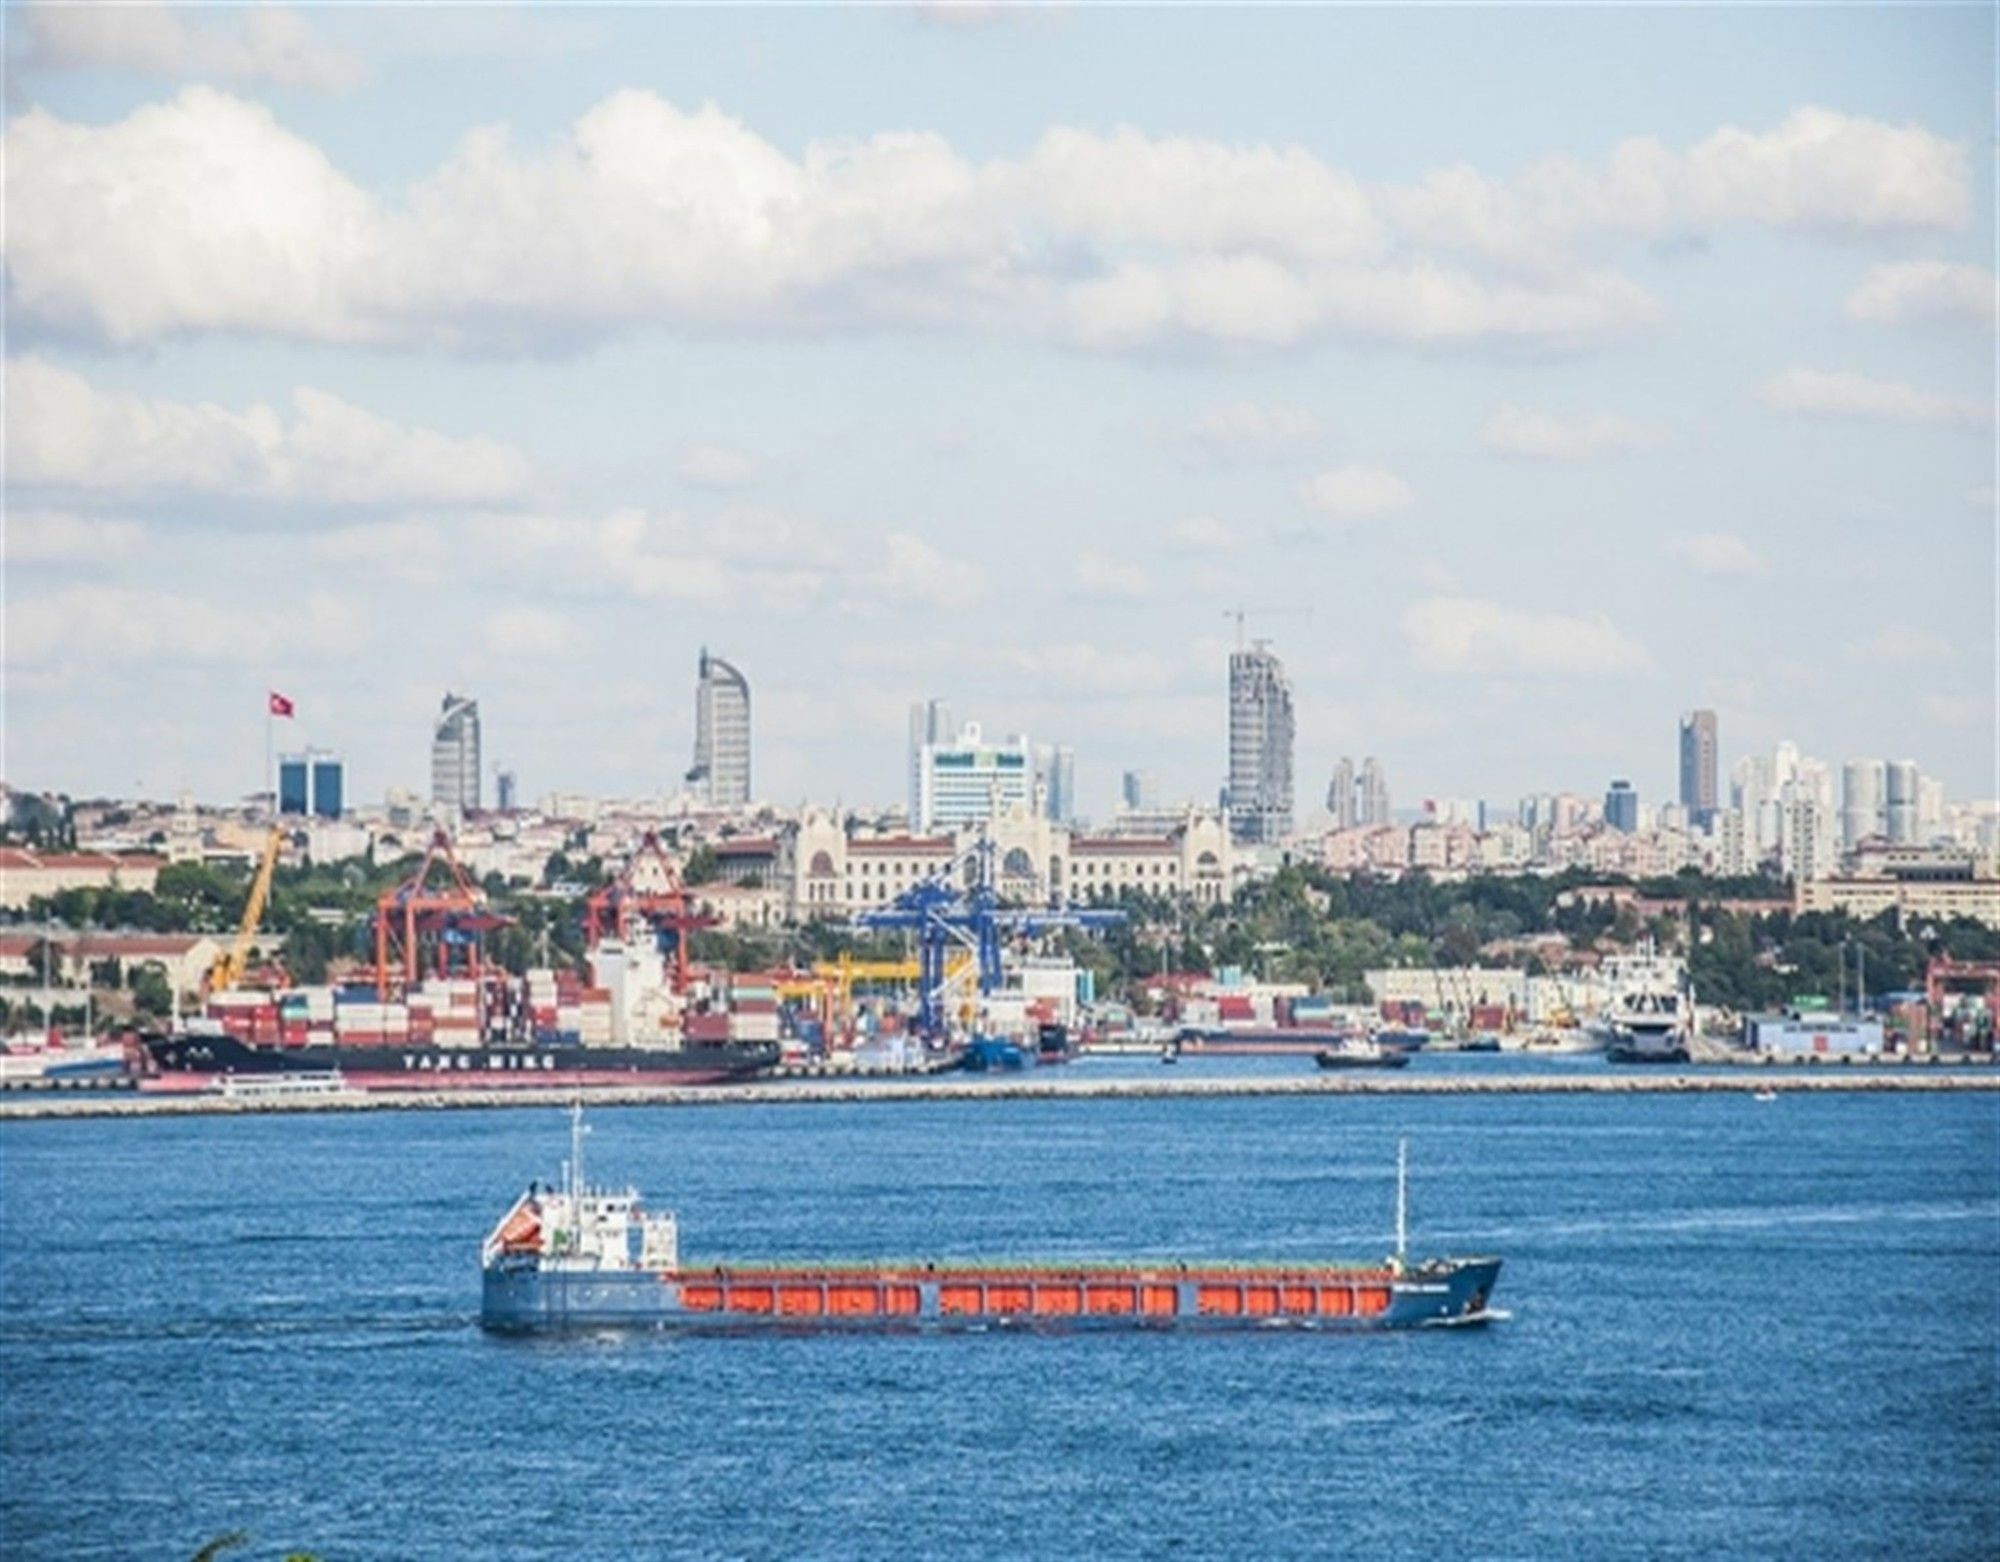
[334,1000,411,1049]
[730,980,780,1045]
[578,987,614,1047]
[208,990,279,1046]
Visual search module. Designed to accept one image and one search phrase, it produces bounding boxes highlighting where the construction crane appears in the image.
[584,832,719,995]
[206,825,286,994]
[373,830,512,999]
[854,836,1125,1039]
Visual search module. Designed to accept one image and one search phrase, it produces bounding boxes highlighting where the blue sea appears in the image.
[3,1084,1996,1560]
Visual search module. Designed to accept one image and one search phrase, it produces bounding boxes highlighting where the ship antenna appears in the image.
[1395,1136,1409,1266]
[570,1098,586,1201]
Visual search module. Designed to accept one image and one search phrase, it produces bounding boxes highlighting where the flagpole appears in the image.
[265,698,273,819]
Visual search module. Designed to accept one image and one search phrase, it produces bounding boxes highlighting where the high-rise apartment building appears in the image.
[1840,759,1886,849]
[1885,759,1919,844]
[1327,756,1356,828]
[689,649,751,806]
[1604,779,1639,833]
[430,693,481,813]
[1225,646,1295,845]
[1678,709,1718,823]
[916,723,1032,829]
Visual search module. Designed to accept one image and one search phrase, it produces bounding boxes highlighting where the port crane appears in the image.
[584,832,718,995]
[854,836,1124,1038]
[205,824,286,994]
[373,830,512,999]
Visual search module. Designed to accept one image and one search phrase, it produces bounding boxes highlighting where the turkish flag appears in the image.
[268,691,296,718]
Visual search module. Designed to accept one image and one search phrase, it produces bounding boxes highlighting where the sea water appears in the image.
[2,1090,1995,1559]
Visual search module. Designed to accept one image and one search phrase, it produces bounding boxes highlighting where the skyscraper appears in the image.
[1678,709,1718,823]
[430,693,481,812]
[1041,745,1077,824]
[1604,779,1639,833]
[1841,759,1886,848]
[495,768,518,813]
[1358,757,1390,827]
[1121,770,1156,812]
[1225,645,1295,845]
[909,698,954,818]
[1885,759,1919,844]
[1327,756,1356,828]
[688,648,751,806]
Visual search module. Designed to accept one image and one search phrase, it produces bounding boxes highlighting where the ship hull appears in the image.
[1175,1029,1348,1056]
[139,1032,779,1093]
[482,1258,1502,1333]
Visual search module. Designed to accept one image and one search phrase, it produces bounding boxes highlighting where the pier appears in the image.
[1,1067,1994,1119]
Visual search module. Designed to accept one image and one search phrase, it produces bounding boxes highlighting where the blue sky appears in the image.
[4,3,1993,816]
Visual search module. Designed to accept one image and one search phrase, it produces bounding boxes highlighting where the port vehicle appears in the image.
[480,1113,1504,1333]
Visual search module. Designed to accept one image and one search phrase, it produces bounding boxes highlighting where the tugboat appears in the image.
[480,1111,1504,1333]
[1313,1037,1411,1070]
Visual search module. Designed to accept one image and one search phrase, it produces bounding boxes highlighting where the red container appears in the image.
[1217,996,1255,1021]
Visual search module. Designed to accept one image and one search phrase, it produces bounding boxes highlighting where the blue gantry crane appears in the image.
[854,836,1125,1038]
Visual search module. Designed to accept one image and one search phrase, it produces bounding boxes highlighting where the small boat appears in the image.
[1751,1087,1778,1103]
[1314,1041,1410,1071]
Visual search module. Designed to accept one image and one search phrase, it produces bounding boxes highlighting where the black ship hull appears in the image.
[140,1032,780,1092]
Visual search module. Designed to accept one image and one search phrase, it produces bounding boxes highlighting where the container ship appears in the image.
[481,1111,1503,1333]
[140,940,779,1093]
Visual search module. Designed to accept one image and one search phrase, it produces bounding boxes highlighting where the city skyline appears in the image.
[2,6,1993,812]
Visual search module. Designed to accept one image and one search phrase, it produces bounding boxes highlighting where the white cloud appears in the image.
[1920,693,1990,728]
[7,358,534,507]
[1401,596,1653,677]
[874,532,983,609]
[1072,550,1151,599]
[1188,401,1318,462]
[1480,405,1664,460]
[482,605,579,657]
[1673,532,1764,576]
[1388,107,1969,270]
[1299,465,1415,519]
[4,87,1660,354]
[6,510,148,564]
[674,443,761,489]
[20,1,362,92]
[6,585,364,665]
[1860,628,1954,663]
[308,519,450,583]
[1759,368,1990,429]
[1168,515,1239,551]
[1844,261,1998,330]
[1021,125,1384,262]
[1001,643,1174,695]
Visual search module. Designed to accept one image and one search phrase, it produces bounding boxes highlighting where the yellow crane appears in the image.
[207,825,285,994]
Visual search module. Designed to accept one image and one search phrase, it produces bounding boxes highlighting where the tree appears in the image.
[131,965,173,1020]
[683,845,719,887]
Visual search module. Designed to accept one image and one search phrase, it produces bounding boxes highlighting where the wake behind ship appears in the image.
[481,1111,1503,1333]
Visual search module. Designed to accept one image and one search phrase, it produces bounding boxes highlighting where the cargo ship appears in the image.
[480,1111,1503,1332]
[141,1027,776,1092]
[138,940,780,1094]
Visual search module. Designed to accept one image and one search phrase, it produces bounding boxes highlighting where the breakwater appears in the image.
[3,1067,1994,1119]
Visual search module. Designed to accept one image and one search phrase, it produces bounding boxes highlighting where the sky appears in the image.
[3,2,1995,819]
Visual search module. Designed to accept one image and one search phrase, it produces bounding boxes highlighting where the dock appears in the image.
[1,1067,1994,1119]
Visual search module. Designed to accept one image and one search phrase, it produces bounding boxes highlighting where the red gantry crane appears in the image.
[583,832,719,995]
[374,830,513,999]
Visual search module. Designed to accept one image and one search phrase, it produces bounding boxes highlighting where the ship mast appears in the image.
[1395,1136,1408,1266]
